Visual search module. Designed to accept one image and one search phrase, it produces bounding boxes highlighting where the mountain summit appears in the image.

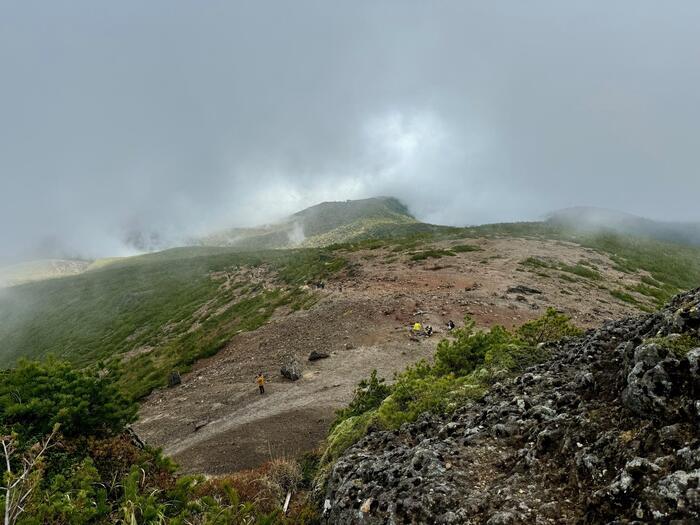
[199,196,420,249]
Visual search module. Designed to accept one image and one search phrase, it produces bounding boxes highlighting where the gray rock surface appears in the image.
[281,356,302,381]
[308,350,330,361]
[506,285,543,295]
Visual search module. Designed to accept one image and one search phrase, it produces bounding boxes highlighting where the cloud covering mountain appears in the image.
[2,1,700,261]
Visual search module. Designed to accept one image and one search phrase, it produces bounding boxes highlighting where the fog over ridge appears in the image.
[2,1,699,262]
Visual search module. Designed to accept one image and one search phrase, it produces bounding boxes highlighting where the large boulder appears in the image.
[506,285,543,295]
[168,370,182,387]
[281,357,302,381]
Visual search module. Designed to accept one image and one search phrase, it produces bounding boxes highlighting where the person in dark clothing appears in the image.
[447,320,455,331]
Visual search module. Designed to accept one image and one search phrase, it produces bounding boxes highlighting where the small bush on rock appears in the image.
[516,307,583,345]
[435,319,520,376]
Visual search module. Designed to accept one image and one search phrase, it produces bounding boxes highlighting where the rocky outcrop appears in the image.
[506,285,543,295]
[323,289,700,524]
[281,356,302,381]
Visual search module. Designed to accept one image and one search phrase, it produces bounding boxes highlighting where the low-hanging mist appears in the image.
[2,1,700,262]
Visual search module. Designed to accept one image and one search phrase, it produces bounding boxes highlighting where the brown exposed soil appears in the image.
[134,237,645,475]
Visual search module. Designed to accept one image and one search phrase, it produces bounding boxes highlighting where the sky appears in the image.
[2,1,700,262]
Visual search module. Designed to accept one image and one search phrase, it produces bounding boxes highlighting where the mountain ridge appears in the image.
[548,206,700,246]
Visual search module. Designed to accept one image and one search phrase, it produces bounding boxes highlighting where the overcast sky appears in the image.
[2,1,699,261]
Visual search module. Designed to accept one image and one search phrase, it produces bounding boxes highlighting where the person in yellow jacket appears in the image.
[413,322,422,333]
[256,372,265,394]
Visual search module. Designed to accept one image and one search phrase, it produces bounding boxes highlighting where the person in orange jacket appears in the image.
[256,372,265,394]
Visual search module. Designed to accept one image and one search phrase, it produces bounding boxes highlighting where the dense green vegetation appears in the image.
[321,309,582,467]
[0,247,345,398]
[0,359,136,440]
[0,361,317,524]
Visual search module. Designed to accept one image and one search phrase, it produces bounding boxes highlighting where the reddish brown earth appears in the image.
[134,237,648,475]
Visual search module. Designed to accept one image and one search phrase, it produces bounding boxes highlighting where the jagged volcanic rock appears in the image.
[323,289,700,524]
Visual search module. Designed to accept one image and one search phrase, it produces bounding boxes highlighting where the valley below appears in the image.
[2,198,698,523]
[135,236,644,474]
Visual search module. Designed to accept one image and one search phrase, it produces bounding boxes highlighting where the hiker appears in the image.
[447,320,455,331]
[425,325,433,337]
[256,372,265,394]
[413,321,422,333]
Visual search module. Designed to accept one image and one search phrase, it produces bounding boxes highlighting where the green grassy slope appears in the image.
[0,246,345,398]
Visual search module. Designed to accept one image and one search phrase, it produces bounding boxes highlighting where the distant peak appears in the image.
[292,196,413,219]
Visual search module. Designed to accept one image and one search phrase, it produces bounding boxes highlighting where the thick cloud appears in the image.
[1,1,699,261]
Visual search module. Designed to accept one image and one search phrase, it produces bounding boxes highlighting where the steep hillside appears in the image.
[199,196,424,249]
[0,246,344,398]
[323,289,700,523]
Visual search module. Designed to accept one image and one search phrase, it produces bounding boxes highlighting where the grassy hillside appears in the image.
[199,196,421,249]
[0,246,345,398]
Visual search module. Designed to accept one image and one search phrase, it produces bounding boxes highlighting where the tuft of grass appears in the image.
[610,289,640,305]
[322,411,378,465]
[522,257,602,282]
[451,244,482,253]
[645,334,699,358]
[559,264,602,281]
[628,283,666,305]
[641,275,663,287]
[410,249,456,261]
[521,257,554,270]
[558,274,578,283]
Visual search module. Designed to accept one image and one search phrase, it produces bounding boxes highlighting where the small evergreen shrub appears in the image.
[516,307,583,345]
[332,370,390,430]
[0,358,136,440]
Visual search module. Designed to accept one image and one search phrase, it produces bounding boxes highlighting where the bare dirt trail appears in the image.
[135,236,646,474]
[136,296,437,474]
